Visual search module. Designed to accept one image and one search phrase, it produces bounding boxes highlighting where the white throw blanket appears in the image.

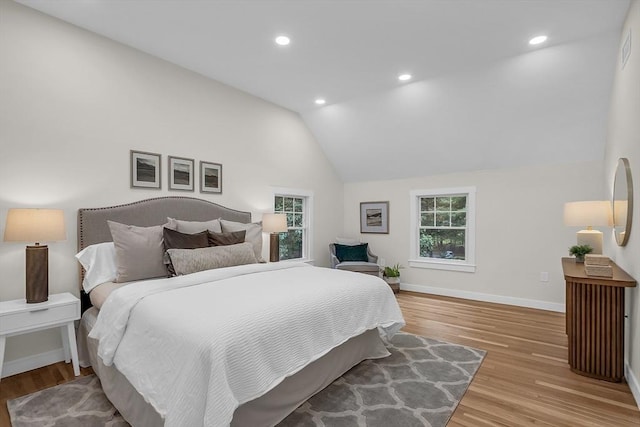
[89,262,405,427]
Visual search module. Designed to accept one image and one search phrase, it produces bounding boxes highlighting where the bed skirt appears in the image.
[78,308,389,426]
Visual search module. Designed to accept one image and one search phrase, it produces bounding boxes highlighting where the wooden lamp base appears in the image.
[269,233,280,263]
[25,244,49,303]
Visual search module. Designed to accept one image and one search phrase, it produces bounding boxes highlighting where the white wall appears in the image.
[0,0,343,366]
[603,0,640,403]
[344,161,604,309]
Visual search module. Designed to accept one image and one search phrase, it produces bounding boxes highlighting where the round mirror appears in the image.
[613,158,633,246]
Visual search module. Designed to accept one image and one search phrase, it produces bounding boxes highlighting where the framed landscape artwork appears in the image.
[200,161,222,194]
[168,156,194,191]
[130,150,161,189]
[360,201,389,234]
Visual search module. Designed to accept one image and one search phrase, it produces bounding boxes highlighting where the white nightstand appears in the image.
[0,292,81,380]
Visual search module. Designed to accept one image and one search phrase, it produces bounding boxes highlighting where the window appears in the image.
[409,187,476,272]
[272,188,313,261]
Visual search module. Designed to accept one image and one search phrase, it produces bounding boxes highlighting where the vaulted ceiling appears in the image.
[17,0,630,181]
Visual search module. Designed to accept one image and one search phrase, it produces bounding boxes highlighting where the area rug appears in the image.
[6,375,126,427]
[277,332,486,427]
[7,332,485,427]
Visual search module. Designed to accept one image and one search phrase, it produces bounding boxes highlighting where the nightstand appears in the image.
[0,292,81,381]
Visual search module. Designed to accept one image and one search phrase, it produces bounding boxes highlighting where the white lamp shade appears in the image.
[4,208,66,243]
[262,213,288,233]
[563,201,612,227]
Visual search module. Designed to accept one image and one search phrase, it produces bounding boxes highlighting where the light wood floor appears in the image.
[1,291,639,426]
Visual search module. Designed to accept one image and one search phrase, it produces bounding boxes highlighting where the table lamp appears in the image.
[4,208,66,303]
[262,213,288,262]
[563,201,612,254]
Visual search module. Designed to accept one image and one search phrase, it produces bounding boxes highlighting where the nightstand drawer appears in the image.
[1,303,78,334]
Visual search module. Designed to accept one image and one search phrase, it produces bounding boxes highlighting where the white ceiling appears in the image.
[17,0,630,181]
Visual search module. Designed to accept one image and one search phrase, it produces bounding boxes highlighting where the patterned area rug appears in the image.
[7,332,485,427]
[7,375,126,427]
[277,332,486,427]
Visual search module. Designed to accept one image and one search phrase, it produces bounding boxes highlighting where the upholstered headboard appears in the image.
[78,196,251,250]
[77,196,252,310]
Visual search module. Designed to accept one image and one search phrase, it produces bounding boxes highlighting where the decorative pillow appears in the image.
[219,219,264,261]
[163,228,209,276]
[108,221,167,283]
[167,242,257,276]
[75,242,117,293]
[208,230,246,247]
[335,243,369,262]
[166,217,222,234]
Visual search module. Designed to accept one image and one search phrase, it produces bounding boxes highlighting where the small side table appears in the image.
[562,258,636,382]
[0,292,81,381]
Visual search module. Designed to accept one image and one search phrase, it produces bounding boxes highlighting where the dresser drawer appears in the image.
[0,303,78,334]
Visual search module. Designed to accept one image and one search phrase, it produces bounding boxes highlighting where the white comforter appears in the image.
[89,262,405,427]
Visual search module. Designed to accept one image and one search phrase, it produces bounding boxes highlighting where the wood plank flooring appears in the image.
[1,291,639,426]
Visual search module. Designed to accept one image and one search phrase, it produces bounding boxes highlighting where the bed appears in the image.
[75,196,405,427]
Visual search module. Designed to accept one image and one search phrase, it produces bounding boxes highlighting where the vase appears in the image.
[384,276,400,285]
[383,276,400,294]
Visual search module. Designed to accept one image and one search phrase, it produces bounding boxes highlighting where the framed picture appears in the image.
[168,156,195,191]
[130,150,161,189]
[360,201,389,234]
[200,161,222,194]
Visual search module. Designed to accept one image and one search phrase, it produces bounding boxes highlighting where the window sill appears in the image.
[408,258,476,273]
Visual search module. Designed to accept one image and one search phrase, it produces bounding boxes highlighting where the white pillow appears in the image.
[219,219,264,262]
[335,237,362,246]
[75,242,117,293]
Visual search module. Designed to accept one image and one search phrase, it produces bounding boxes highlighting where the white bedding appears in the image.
[89,262,405,427]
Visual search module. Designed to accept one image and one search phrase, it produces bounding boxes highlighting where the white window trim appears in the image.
[271,187,314,263]
[409,186,476,273]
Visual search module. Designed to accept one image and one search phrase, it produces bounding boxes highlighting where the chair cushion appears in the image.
[334,243,369,262]
[336,261,380,272]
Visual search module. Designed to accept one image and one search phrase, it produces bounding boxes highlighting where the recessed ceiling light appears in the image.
[398,74,412,82]
[315,98,326,105]
[275,35,290,46]
[529,35,547,45]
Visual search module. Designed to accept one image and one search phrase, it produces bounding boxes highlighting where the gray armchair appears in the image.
[329,243,381,276]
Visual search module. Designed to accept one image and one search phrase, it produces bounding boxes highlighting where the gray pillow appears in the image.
[107,221,167,283]
[167,242,257,276]
[166,217,222,234]
[219,219,264,262]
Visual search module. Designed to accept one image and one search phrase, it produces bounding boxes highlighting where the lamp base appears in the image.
[269,233,280,263]
[26,245,49,303]
[577,230,603,255]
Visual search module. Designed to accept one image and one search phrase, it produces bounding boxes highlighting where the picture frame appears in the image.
[360,201,389,234]
[168,156,195,191]
[200,161,222,194]
[130,150,161,189]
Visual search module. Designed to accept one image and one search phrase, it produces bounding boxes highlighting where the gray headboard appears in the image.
[77,197,252,310]
[78,196,251,250]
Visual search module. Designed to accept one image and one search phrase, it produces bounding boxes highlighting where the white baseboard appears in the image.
[2,347,65,379]
[625,362,640,409]
[400,282,565,312]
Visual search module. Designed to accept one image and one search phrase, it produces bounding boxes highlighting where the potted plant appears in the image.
[383,263,402,293]
[569,244,593,263]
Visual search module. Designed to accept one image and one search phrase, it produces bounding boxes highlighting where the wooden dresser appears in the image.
[562,257,636,382]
